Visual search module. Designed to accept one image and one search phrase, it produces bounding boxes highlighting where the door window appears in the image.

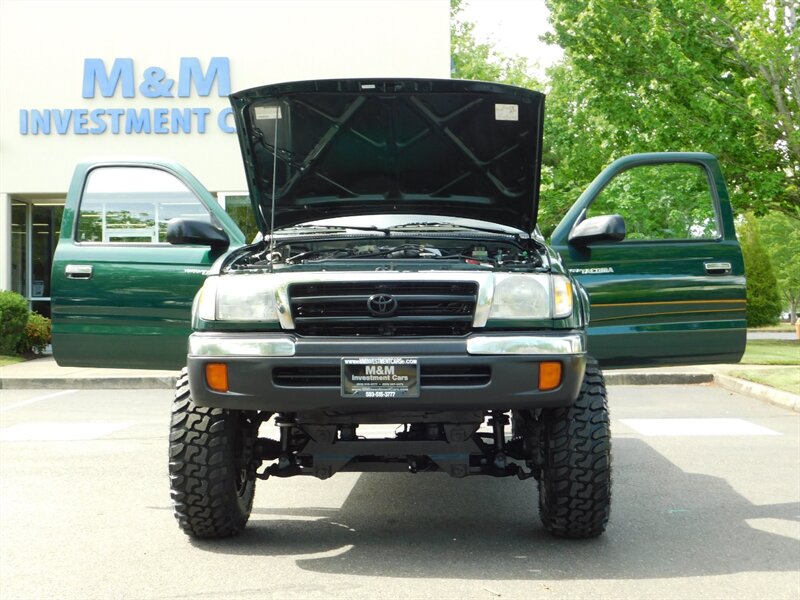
[587,163,719,240]
[77,167,211,243]
[219,193,259,243]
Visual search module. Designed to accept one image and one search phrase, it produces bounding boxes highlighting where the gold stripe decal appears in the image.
[592,308,746,322]
[593,299,746,308]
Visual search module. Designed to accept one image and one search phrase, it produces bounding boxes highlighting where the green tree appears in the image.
[450,0,541,89]
[759,211,800,323]
[739,214,783,326]
[452,0,568,233]
[544,0,799,219]
[537,58,608,235]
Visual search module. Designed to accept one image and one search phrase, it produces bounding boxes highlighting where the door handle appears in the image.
[704,262,732,275]
[65,264,93,279]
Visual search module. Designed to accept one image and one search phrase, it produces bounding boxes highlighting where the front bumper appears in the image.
[187,332,587,413]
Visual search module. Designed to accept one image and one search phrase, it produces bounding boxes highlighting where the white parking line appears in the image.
[620,418,781,437]
[0,390,78,412]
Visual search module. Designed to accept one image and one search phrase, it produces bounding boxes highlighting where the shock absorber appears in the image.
[488,411,509,468]
[274,413,297,469]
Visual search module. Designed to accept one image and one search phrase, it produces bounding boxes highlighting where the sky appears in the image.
[459,0,564,80]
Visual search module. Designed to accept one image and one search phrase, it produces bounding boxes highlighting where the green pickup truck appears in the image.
[51,79,746,540]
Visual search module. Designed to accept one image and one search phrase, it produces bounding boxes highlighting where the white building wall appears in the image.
[0,0,451,195]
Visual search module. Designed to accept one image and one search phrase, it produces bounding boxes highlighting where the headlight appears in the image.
[488,273,574,320]
[196,275,280,322]
[489,274,551,319]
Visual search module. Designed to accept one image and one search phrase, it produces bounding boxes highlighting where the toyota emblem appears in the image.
[367,294,398,317]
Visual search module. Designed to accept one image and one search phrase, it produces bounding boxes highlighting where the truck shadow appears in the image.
[194,437,800,580]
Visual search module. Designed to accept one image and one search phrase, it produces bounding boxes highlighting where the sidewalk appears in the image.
[0,356,176,390]
[2,356,797,411]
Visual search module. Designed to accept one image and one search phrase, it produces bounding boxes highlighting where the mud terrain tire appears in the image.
[168,369,256,538]
[538,358,611,538]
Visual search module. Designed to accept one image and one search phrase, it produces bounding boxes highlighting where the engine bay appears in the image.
[227,234,548,272]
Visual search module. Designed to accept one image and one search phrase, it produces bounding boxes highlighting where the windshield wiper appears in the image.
[274,221,525,238]
[388,221,523,237]
[274,223,388,234]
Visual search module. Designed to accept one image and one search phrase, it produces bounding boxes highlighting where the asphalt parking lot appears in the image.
[1,384,798,600]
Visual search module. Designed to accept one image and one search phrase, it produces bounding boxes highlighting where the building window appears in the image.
[10,201,64,318]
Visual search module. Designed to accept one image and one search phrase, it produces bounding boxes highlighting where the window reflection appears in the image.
[78,167,210,243]
[588,163,719,240]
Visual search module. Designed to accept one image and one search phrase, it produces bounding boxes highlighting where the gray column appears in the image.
[0,193,11,290]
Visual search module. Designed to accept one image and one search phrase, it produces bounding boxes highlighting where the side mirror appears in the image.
[568,214,626,246]
[166,218,229,250]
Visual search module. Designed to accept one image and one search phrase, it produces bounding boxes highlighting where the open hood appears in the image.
[229,79,544,235]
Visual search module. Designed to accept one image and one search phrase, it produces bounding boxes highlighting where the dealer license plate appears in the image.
[341,357,419,398]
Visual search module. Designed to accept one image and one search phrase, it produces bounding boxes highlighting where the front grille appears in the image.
[288,281,478,336]
[273,365,491,387]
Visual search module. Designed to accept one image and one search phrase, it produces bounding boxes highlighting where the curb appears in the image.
[604,372,714,386]
[1,372,797,413]
[0,376,178,390]
[714,373,800,412]
[1,372,715,389]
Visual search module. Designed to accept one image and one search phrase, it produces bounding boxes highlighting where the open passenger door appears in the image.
[550,153,746,368]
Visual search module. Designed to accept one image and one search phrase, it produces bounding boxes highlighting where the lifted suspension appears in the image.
[249,413,540,481]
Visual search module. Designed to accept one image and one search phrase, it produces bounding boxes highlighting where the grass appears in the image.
[729,367,800,396]
[740,339,800,365]
[735,339,799,395]
[0,354,25,367]
[750,323,796,332]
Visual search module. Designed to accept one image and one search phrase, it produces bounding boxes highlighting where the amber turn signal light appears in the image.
[206,363,229,392]
[539,361,562,391]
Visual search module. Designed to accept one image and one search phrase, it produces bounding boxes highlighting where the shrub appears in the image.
[0,291,29,355]
[17,312,52,356]
[739,214,782,327]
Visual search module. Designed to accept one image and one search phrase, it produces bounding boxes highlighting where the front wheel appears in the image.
[168,369,257,538]
[538,358,611,538]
